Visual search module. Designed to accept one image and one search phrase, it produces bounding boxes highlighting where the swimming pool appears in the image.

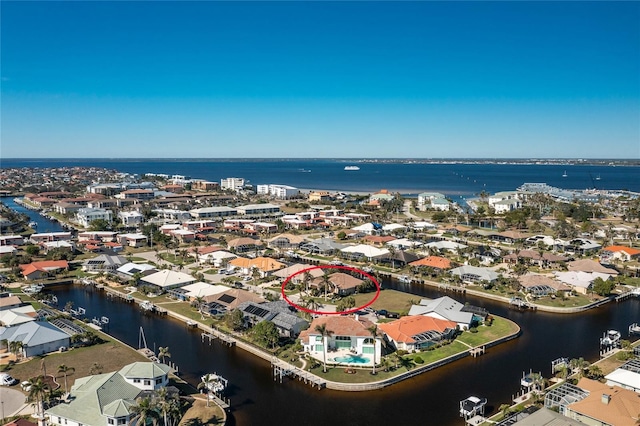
[333,354,371,364]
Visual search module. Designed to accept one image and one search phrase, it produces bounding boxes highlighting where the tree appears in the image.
[88,218,111,231]
[336,296,356,312]
[154,387,180,426]
[315,323,334,373]
[24,244,40,256]
[592,277,616,296]
[130,396,160,426]
[57,364,75,394]
[337,231,346,240]
[27,377,49,419]
[158,346,171,364]
[367,325,378,375]
[398,356,416,371]
[321,271,333,301]
[586,365,603,380]
[9,340,23,359]
[224,309,245,331]
[197,374,216,407]
[251,266,261,286]
[250,320,280,349]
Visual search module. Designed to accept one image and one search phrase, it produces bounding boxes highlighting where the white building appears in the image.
[257,184,300,199]
[76,208,113,228]
[417,192,450,211]
[236,203,281,215]
[221,177,245,191]
[118,210,144,226]
[190,206,237,219]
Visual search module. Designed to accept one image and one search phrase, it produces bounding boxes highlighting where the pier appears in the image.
[201,331,235,347]
[616,287,640,302]
[509,297,536,310]
[469,346,485,357]
[271,358,325,390]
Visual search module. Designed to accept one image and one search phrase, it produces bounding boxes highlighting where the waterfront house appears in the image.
[117,210,144,227]
[82,254,127,273]
[374,249,420,268]
[0,306,37,327]
[407,296,477,330]
[417,192,449,211]
[46,362,171,426]
[115,262,157,281]
[553,271,612,295]
[204,289,265,314]
[604,359,640,393]
[561,378,640,426]
[29,232,72,244]
[78,231,117,242]
[299,315,381,365]
[409,256,453,274]
[238,300,309,337]
[139,270,196,292]
[378,315,457,352]
[503,249,568,268]
[340,244,389,261]
[179,282,229,300]
[518,273,571,296]
[0,321,70,357]
[19,260,69,280]
[449,265,498,286]
[0,295,24,312]
[0,235,25,246]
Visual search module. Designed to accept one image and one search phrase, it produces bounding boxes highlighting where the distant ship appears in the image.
[344,166,360,171]
[562,170,568,178]
[595,174,601,180]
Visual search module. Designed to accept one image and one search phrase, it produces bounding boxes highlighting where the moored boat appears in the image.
[201,373,228,394]
[459,396,487,418]
[344,166,360,171]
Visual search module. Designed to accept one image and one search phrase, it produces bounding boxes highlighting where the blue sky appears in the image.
[1,1,639,159]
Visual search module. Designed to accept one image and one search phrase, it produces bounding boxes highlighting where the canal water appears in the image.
[0,197,66,233]
[48,282,639,426]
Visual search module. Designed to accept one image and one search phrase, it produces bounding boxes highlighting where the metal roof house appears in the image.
[46,362,171,426]
[0,321,70,357]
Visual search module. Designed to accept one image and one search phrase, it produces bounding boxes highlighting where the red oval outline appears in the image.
[281,265,380,315]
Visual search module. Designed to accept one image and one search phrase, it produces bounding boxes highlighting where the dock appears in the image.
[616,288,640,302]
[271,358,325,390]
[509,297,536,310]
[469,346,485,357]
[201,331,235,347]
[629,323,640,336]
[207,393,230,410]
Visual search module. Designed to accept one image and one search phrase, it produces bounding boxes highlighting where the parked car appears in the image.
[0,373,18,386]
[386,312,400,319]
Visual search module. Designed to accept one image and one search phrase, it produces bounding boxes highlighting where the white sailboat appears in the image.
[562,170,568,178]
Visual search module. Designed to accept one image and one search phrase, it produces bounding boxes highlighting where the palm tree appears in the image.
[367,325,378,375]
[303,271,313,295]
[398,356,416,371]
[193,295,205,318]
[158,346,171,364]
[27,377,48,419]
[321,271,332,301]
[315,323,334,373]
[197,374,216,407]
[57,364,75,394]
[251,266,261,286]
[9,340,23,359]
[154,387,178,426]
[130,396,160,426]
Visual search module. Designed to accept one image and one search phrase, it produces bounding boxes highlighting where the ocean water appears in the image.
[1,158,638,198]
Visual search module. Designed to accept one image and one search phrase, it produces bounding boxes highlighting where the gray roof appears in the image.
[119,361,171,379]
[300,238,347,252]
[84,254,128,268]
[450,265,499,282]
[408,296,474,325]
[0,321,69,347]
[238,300,308,331]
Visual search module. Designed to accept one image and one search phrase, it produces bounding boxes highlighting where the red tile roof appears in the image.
[378,316,457,344]
[300,316,375,344]
[603,245,640,256]
[410,256,452,269]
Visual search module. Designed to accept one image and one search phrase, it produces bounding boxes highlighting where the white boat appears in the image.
[140,301,155,311]
[459,396,487,418]
[562,170,568,177]
[595,174,601,180]
[23,284,44,294]
[344,166,360,171]
[201,373,228,394]
[600,330,621,347]
[28,221,37,228]
[398,275,411,283]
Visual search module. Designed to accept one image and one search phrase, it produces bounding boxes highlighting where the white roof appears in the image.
[352,223,375,232]
[387,238,422,248]
[450,265,499,282]
[426,241,468,251]
[116,262,156,275]
[605,368,640,390]
[0,246,17,255]
[0,306,37,326]
[181,282,229,298]
[43,241,74,248]
[200,251,237,261]
[141,270,195,288]
[341,244,389,258]
[382,223,406,231]
[411,221,437,229]
[554,271,611,289]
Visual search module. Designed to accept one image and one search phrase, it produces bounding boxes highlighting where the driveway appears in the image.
[0,387,28,418]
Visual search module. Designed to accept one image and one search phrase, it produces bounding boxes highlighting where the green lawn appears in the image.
[456,317,520,347]
[351,289,420,313]
[158,301,205,321]
[533,293,595,308]
[410,341,469,364]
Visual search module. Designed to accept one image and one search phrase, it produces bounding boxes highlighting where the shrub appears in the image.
[469,327,478,333]
[414,356,424,364]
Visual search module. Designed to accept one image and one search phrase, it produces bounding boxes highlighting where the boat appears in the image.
[398,275,411,283]
[459,396,487,418]
[344,166,360,171]
[600,330,621,347]
[595,174,601,180]
[562,170,568,177]
[28,221,37,228]
[201,373,228,394]
[23,284,44,294]
[140,301,156,312]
